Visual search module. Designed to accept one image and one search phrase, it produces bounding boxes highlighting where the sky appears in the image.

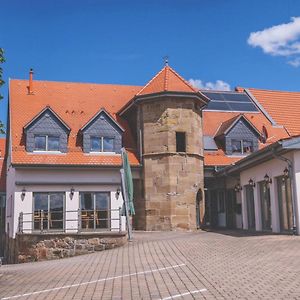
[1,0,300,133]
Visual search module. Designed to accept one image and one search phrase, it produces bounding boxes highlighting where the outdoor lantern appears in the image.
[234,183,242,192]
[248,178,256,187]
[116,187,121,200]
[21,187,26,201]
[264,174,272,185]
[283,167,289,180]
[70,187,75,199]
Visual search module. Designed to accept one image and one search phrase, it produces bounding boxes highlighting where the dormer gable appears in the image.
[214,114,261,155]
[24,106,70,153]
[81,108,124,154]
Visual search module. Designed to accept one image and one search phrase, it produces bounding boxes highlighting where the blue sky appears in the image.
[1,0,300,131]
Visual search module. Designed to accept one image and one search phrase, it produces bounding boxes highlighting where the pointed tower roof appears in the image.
[136,65,198,96]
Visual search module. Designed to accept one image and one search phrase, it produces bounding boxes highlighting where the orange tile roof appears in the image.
[10,80,141,166]
[137,65,198,96]
[0,138,6,191]
[243,88,300,136]
[203,110,289,166]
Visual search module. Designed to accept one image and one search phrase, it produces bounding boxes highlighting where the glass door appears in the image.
[81,192,110,230]
[33,193,64,231]
[259,182,272,231]
[277,176,293,232]
[245,185,256,230]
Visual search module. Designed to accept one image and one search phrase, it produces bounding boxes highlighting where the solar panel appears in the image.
[203,136,218,150]
[203,91,258,112]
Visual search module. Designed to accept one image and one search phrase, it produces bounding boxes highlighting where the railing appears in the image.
[18,208,123,234]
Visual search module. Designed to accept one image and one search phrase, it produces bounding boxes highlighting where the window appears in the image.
[80,192,110,230]
[33,192,64,231]
[176,132,186,152]
[90,136,114,152]
[259,181,272,231]
[34,135,60,151]
[231,139,253,154]
[217,190,225,213]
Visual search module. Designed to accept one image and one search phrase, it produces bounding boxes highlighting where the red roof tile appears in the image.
[243,88,300,136]
[10,80,141,166]
[0,138,6,191]
[137,65,198,96]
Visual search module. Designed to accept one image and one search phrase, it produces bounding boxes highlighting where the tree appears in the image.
[0,48,5,134]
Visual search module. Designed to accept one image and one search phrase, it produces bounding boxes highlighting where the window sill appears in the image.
[31,151,65,155]
[86,152,119,156]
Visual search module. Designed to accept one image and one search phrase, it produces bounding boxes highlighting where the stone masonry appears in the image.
[136,97,205,231]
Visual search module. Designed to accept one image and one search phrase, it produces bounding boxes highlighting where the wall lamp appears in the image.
[21,187,26,201]
[234,183,242,192]
[264,174,272,185]
[248,178,256,188]
[116,187,121,200]
[283,167,289,181]
[70,187,75,199]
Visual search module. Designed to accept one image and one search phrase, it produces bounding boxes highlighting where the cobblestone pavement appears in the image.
[0,230,300,300]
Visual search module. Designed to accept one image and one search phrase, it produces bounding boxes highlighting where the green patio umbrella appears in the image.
[121,148,135,215]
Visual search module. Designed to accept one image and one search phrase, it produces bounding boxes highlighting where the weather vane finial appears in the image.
[163,55,169,66]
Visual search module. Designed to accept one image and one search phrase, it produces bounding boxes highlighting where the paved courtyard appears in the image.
[0,230,300,300]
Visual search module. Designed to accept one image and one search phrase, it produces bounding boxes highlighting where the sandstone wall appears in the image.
[135,97,205,231]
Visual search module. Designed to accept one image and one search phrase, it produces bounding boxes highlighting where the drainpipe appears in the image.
[273,149,297,235]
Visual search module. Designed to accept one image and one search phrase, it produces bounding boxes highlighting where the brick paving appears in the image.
[0,230,300,299]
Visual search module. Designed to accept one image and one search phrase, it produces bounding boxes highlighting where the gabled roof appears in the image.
[23,106,71,131]
[9,79,141,166]
[214,114,261,137]
[81,108,125,132]
[137,65,199,96]
[237,87,300,135]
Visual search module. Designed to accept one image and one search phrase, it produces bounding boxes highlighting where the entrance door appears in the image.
[226,189,236,229]
[277,176,293,232]
[259,182,272,231]
[196,189,202,229]
[245,185,256,230]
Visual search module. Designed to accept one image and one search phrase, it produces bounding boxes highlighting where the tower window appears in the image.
[176,132,186,152]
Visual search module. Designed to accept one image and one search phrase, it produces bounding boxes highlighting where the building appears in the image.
[2,64,300,259]
[4,65,209,244]
[0,137,6,257]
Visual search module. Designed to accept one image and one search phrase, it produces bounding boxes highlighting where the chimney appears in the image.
[27,68,34,95]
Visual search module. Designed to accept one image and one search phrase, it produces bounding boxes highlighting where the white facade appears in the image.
[239,151,300,234]
[6,166,140,237]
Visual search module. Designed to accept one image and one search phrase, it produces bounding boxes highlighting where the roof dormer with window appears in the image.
[81,108,124,154]
[24,107,71,153]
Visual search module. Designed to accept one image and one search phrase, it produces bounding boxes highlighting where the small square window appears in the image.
[48,136,60,151]
[176,132,186,152]
[103,137,114,152]
[91,137,101,152]
[34,136,46,151]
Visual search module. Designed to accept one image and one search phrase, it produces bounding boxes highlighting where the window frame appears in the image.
[33,134,60,152]
[33,192,65,232]
[231,139,254,155]
[176,132,186,153]
[90,136,115,153]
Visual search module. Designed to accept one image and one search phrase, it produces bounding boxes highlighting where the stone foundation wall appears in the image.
[4,232,127,264]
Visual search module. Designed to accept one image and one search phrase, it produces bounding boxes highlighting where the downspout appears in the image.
[273,149,297,235]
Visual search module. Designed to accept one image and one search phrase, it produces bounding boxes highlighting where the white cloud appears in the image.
[189,79,231,91]
[287,57,300,67]
[248,17,300,56]
[248,17,300,67]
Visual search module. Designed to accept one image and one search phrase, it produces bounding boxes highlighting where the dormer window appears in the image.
[232,139,253,155]
[34,135,60,152]
[90,136,114,152]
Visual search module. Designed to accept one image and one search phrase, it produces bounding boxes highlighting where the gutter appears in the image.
[272,150,298,235]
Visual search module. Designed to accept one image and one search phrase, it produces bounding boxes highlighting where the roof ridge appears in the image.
[164,66,169,91]
[247,87,300,94]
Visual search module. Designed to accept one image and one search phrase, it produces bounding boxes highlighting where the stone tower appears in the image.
[120,65,209,231]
